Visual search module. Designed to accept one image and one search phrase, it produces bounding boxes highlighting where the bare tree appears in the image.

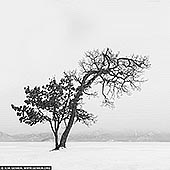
[59,48,150,148]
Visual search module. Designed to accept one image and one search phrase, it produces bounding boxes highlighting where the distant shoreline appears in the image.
[1,131,170,142]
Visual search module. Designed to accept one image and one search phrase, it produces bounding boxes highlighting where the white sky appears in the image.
[0,0,170,134]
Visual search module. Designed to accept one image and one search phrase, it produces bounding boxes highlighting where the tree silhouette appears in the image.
[59,48,150,148]
[11,48,150,150]
[11,73,96,150]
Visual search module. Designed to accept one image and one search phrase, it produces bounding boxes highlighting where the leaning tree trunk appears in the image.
[59,76,97,148]
[59,107,76,148]
[59,90,82,148]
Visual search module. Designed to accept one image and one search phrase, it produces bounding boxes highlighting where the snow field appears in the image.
[0,142,170,170]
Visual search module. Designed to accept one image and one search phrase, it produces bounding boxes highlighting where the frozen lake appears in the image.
[0,142,170,170]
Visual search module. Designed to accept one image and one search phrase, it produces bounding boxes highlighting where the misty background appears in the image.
[0,0,169,135]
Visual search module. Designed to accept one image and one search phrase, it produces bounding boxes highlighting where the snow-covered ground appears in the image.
[0,142,170,170]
